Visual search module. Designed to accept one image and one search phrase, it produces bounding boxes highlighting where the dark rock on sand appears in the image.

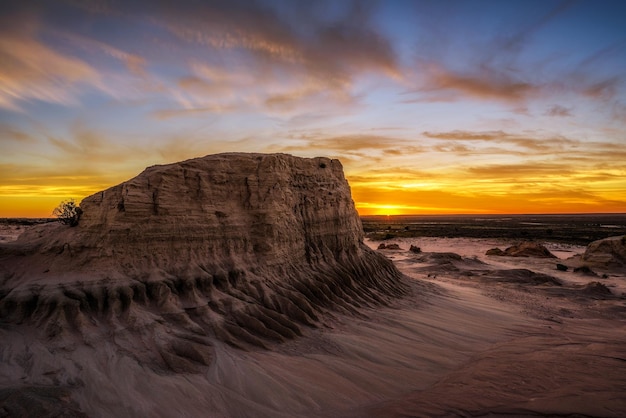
[409,245,422,253]
[378,243,402,250]
[556,263,568,272]
[573,265,597,276]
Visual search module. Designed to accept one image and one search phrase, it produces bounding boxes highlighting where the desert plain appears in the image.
[2,221,625,417]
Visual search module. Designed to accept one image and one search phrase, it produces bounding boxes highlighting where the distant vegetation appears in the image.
[52,199,83,226]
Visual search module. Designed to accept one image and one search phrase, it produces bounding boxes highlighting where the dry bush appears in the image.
[52,199,83,227]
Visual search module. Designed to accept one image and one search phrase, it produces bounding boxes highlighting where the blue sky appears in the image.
[1,0,625,216]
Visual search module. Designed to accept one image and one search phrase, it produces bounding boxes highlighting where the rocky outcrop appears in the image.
[580,281,612,297]
[0,153,406,354]
[378,243,402,250]
[409,245,422,254]
[486,242,556,258]
[581,235,626,267]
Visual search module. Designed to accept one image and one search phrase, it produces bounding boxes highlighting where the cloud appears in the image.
[545,105,571,117]
[44,122,150,170]
[489,0,576,58]
[422,130,578,152]
[403,0,626,112]
[273,134,424,159]
[411,63,537,103]
[151,105,238,120]
[155,0,398,77]
[403,2,575,105]
[142,0,399,116]
[52,29,148,77]
[0,124,37,143]
[466,162,571,177]
[0,32,98,111]
[582,77,620,100]
[431,143,474,154]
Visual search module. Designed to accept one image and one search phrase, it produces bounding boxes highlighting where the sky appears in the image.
[1,0,625,217]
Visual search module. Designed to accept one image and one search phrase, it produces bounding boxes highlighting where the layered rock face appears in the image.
[0,153,405,354]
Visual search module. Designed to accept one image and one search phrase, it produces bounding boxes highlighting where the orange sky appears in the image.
[1,1,625,217]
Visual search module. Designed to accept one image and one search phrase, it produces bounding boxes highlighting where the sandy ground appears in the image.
[358,238,626,416]
[1,235,626,417]
[0,224,26,243]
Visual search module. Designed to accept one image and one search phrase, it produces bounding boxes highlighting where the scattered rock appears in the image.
[573,265,597,276]
[409,245,422,253]
[384,244,402,250]
[556,263,568,272]
[486,242,557,258]
[486,269,561,286]
[376,242,402,250]
[581,281,612,296]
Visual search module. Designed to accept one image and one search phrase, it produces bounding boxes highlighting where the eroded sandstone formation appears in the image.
[582,235,626,268]
[0,153,406,361]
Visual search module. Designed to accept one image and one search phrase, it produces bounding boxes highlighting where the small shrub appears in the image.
[52,199,83,227]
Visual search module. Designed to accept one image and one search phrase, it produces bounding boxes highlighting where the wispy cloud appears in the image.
[409,63,537,103]
[51,29,148,77]
[271,134,424,160]
[0,31,98,111]
[466,162,572,177]
[545,105,572,117]
[404,0,626,115]
[422,130,578,153]
[0,124,37,143]
[142,0,399,116]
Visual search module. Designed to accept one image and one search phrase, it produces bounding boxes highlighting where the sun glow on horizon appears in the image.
[1,1,625,217]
